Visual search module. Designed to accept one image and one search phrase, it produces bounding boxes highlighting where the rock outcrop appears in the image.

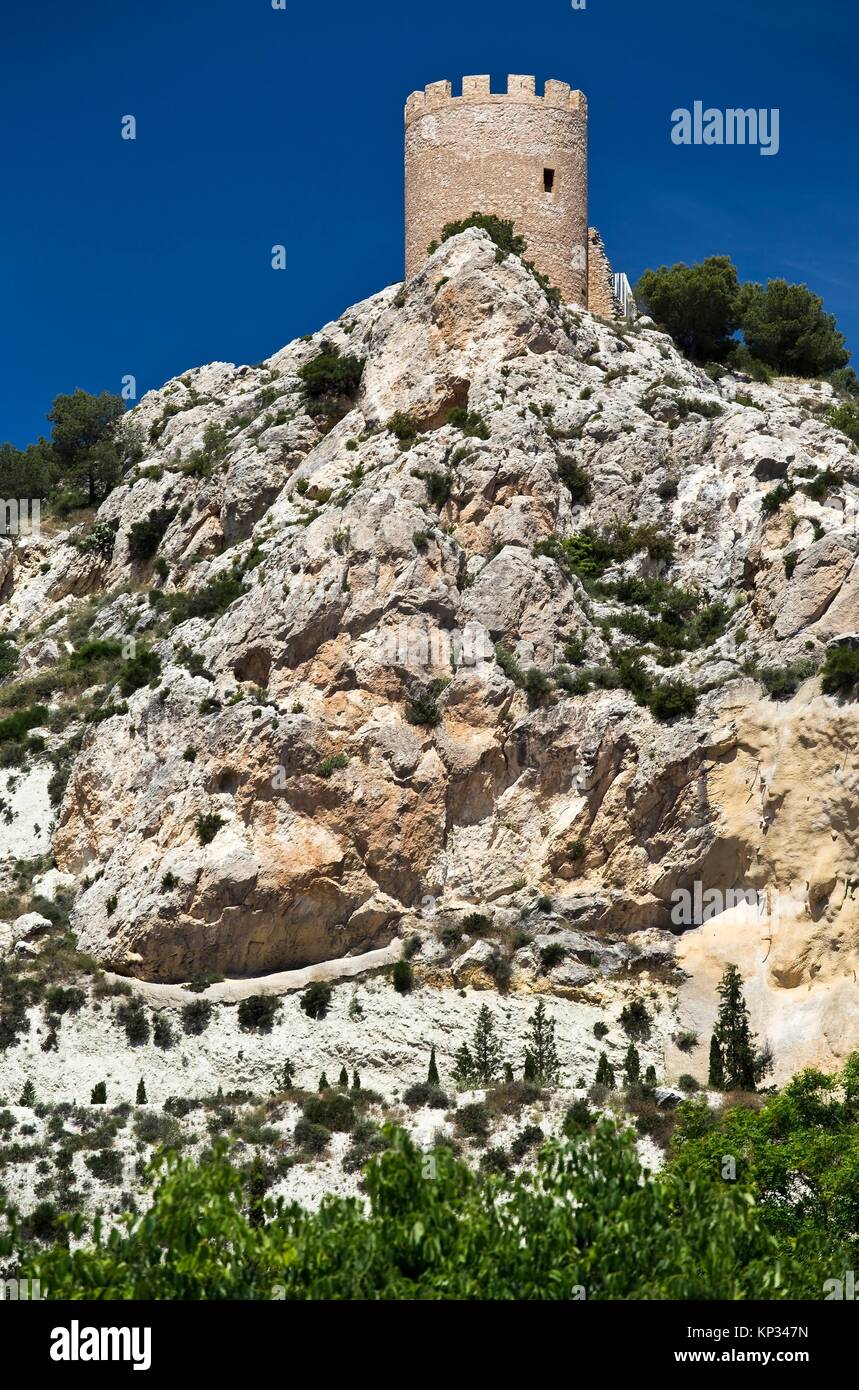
[2,228,859,1080]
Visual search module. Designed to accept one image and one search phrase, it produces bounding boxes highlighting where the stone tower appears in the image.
[404,75,590,307]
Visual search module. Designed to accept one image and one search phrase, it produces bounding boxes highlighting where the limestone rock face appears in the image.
[2,230,859,1080]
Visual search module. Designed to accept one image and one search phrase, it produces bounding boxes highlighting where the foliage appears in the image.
[522,1001,561,1087]
[709,964,771,1092]
[392,960,414,995]
[237,995,280,1033]
[635,257,742,361]
[821,644,859,696]
[300,982,333,1020]
[127,508,177,563]
[429,213,526,261]
[738,279,849,377]
[297,343,365,416]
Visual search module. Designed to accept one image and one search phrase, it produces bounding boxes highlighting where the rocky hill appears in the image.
[3,224,859,1155]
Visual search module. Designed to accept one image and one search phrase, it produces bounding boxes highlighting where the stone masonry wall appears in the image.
[587,227,619,319]
[405,76,589,307]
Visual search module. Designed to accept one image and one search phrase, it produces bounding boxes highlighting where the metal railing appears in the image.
[613,272,637,320]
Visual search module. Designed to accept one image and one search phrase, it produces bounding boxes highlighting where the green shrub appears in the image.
[181,999,213,1035]
[759,661,816,699]
[302,1092,355,1132]
[429,212,525,261]
[293,1118,331,1154]
[406,679,448,727]
[821,645,859,696]
[386,411,419,444]
[116,997,150,1046]
[392,960,414,995]
[317,753,348,778]
[829,401,859,446]
[300,981,333,1020]
[448,407,490,440]
[237,995,279,1033]
[402,1082,450,1110]
[127,508,177,563]
[84,1149,123,1184]
[118,648,161,697]
[620,1000,651,1041]
[195,813,225,845]
[297,344,365,415]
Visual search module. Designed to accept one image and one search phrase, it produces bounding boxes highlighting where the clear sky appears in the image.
[1,0,856,446]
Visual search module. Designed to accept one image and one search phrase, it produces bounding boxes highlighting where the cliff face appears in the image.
[3,228,859,1080]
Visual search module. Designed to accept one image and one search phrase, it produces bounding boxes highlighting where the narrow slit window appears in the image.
[543,168,556,194]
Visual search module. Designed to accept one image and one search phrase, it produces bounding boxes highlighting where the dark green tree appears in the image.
[709,1033,726,1090]
[623,1043,641,1088]
[427,1045,440,1086]
[523,1001,560,1086]
[19,1079,36,1106]
[338,1066,349,1088]
[595,1052,616,1089]
[47,389,124,504]
[472,1005,502,1086]
[136,1079,147,1105]
[351,1071,361,1091]
[90,1081,107,1105]
[635,256,741,361]
[738,279,849,377]
[318,1073,329,1092]
[712,964,772,1091]
[452,1042,476,1089]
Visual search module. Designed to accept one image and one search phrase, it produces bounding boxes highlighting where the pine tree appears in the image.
[524,1001,561,1086]
[503,1061,514,1084]
[19,1079,36,1107]
[136,1078,147,1104]
[318,1072,329,1091]
[453,1042,476,1088]
[595,1052,616,1089]
[90,1081,107,1105]
[623,1043,640,1088]
[351,1070,361,1091]
[278,1060,295,1090]
[427,1045,440,1086]
[644,1064,657,1087]
[523,1050,537,1083]
[713,964,765,1090]
[338,1066,349,1088]
[708,1033,726,1090]
[472,1005,502,1085]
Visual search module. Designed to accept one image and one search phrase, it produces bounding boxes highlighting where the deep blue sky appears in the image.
[1,0,856,446]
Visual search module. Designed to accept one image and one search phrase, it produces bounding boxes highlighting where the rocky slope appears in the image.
[3,226,859,1091]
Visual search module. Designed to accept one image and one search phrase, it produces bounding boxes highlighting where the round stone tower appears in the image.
[404,75,589,307]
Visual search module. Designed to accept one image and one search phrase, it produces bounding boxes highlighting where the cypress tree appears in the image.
[338,1066,349,1088]
[472,1005,501,1085]
[708,1033,726,1090]
[595,1052,616,1089]
[453,1042,476,1088]
[19,1079,36,1107]
[623,1043,641,1088]
[136,1078,147,1104]
[524,1001,560,1086]
[713,964,764,1090]
[352,1070,361,1091]
[318,1072,329,1091]
[427,1045,440,1086]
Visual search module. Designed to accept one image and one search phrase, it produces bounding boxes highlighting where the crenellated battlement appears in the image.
[405,75,587,126]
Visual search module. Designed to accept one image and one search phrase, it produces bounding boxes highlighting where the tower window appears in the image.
[543,168,556,194]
